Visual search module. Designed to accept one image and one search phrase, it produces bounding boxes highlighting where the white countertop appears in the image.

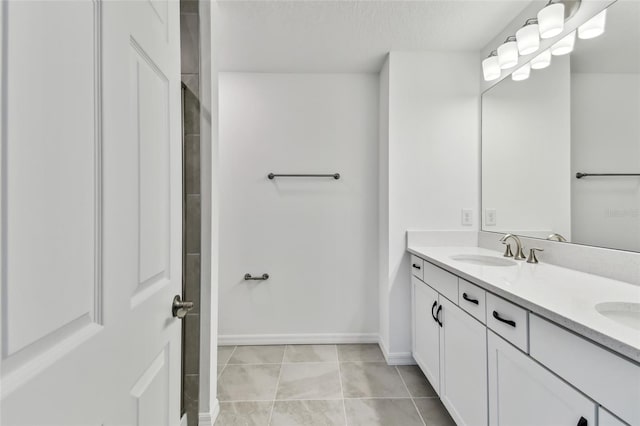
[408,246,640,363]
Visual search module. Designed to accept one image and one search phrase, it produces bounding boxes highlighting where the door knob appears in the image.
[172,295,194,319]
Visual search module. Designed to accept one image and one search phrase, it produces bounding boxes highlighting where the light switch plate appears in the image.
[485,209,497,226]
[461,209,473,226]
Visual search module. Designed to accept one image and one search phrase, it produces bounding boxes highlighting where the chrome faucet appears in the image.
[499,234,526,260]
[547,233,567,242]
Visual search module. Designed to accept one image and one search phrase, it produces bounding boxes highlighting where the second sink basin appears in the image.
[596,302,640,331]
[450,254,517,267]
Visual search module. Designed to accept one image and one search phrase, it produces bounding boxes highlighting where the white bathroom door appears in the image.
[1,1,183,425]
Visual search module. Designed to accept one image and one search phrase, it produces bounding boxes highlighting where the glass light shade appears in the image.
[538,2,565,39]
[482,56,501,81]
[512,63,531,81]
[516,24,540,55]
[497,40,519,69]
[531,49,552,69]
[551,30,576,55]
[578,9,607,39]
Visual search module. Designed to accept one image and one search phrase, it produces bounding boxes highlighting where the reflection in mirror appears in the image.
[482,0,640,252]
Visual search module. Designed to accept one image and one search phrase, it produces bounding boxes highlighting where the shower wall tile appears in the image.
[185,194,201,254]
[180,0,199,14]
[185,134,200,195]
[184,374,200,426]
[183,87,200,135]
[180,13,199,74]
[181,0,201,419]
[184,313,201,375]
[185,254,201,313]
[182,73,199,99]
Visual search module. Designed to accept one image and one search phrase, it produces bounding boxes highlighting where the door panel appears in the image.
[131,347,170,426]
[1,1,182,424]
[130,38,171,306]
[1,0,103,395]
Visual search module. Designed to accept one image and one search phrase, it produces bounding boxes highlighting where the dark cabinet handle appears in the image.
[577,417,587,426]
[436,305,443,327]
[492,311,516,327]
[412,263,421,270]
[431,301,438,322]
[462,293,479,305]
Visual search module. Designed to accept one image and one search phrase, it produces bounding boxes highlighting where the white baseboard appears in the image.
[198,400,219,426]
[218,333,379,346]
[378,336,416,366]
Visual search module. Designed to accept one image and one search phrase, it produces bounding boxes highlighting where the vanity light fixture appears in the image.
[530,49,552,69]
[497,36,519,69]
[516,19,540,55]
[482,51,501,81]
[481,0,584,82]
[512,63,531,81]
[578,8,607,39]
[538,1,565,39]
[551,30,576,55]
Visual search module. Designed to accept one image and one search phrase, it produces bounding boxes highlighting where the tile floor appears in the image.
[215,344,456,426]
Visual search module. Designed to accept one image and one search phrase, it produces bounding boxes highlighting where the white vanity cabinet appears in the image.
[412,275,441,392]
[488,330,596,426]
[412,273,488,426]
[410,253,638,426]
[439,297,488,426]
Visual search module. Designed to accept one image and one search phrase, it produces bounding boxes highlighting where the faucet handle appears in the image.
[514,244,527,260]
[527,248,544,264]
[501,242,514,258]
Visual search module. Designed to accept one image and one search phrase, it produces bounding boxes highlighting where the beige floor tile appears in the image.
[340,362,409,398]
[284,345,338,363]
[271,400,346,426]
[344,398,423,426]
[337,344,385,362]
[217,364,281,401]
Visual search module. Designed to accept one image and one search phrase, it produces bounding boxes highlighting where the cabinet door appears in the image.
[412,276,441,394]
[488,331,596,426]
[439,297,488,426]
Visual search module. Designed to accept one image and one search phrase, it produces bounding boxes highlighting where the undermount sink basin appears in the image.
[450,254,517,267]
[595,302,640,331]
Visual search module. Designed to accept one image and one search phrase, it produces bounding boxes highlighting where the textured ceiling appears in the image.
[214,0,532,72]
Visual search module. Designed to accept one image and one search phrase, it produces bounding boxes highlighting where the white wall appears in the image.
[379,52,480,358]
[571,73,640,252]
[378,58,390,352]
[482,56,571,239]
[218,73,379,342]
[199,1,219,422]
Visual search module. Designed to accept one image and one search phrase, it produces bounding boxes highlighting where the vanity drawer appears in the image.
[422,261,458,303]
[486,293,528,352]
[410,255,424,280]
[530,315,640,426]
[458,279,486,324]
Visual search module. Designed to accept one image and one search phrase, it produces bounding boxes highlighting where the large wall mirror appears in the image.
[482,0,640,252]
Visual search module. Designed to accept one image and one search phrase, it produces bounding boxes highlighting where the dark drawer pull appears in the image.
[431,301,438,322]
[492,311,516,327]
[412,263,422,270]
[436,305,443,327]
[462,293,479,305]
[577,417,587,426]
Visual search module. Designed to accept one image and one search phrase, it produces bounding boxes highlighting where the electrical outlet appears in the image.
[461,209,473,226]
[485,209,497,226]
